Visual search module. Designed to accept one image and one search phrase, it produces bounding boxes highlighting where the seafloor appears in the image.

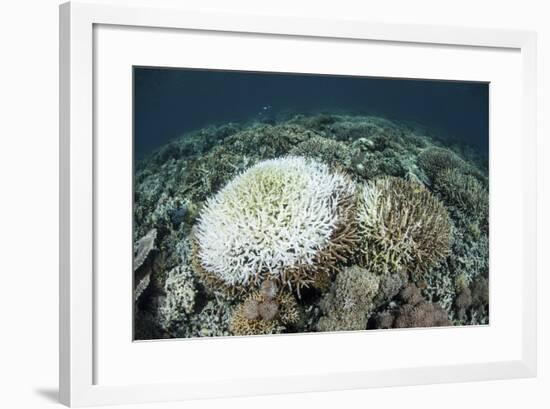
[133,113,489,340]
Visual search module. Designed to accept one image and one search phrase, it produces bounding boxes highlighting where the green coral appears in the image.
[357,176,451,276]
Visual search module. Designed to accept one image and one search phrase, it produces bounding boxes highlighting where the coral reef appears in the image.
[356,176,451,276]
[193,156,357,294]
[133,113,490,339]
[317,265,380,332]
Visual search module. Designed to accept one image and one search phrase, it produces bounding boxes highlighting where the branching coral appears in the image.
[357,176,451,276]
[317,265,380,332]
[230,282,300,336]
[417,147,468,181]
[435,168,489,224]
[193,156,358,295]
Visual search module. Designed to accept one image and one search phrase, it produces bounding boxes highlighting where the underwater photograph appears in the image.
[133,67,489,340]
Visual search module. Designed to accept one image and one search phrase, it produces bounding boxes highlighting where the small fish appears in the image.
[258,105,272,116]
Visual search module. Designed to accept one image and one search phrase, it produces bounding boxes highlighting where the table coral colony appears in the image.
[133,114,489,340]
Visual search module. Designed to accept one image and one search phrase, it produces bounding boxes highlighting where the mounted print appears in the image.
[61,2,537,405]
[133,67,490,340]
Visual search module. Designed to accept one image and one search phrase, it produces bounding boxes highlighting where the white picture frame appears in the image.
[59,1,538,407]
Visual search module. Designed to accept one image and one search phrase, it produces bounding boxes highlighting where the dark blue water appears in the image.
[134,67,488,159]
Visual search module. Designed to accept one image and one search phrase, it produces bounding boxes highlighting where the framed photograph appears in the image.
[59,1,537,407]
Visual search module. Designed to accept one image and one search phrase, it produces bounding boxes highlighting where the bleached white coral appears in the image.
[194,156,356,291]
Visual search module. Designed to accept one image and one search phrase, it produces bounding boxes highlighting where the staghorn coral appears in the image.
[417,146,468,181]
[357,176,451,276]
[193,156,358,295]
[230,288,300,336]
[317,265,380,332]
[435,168,489,224]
